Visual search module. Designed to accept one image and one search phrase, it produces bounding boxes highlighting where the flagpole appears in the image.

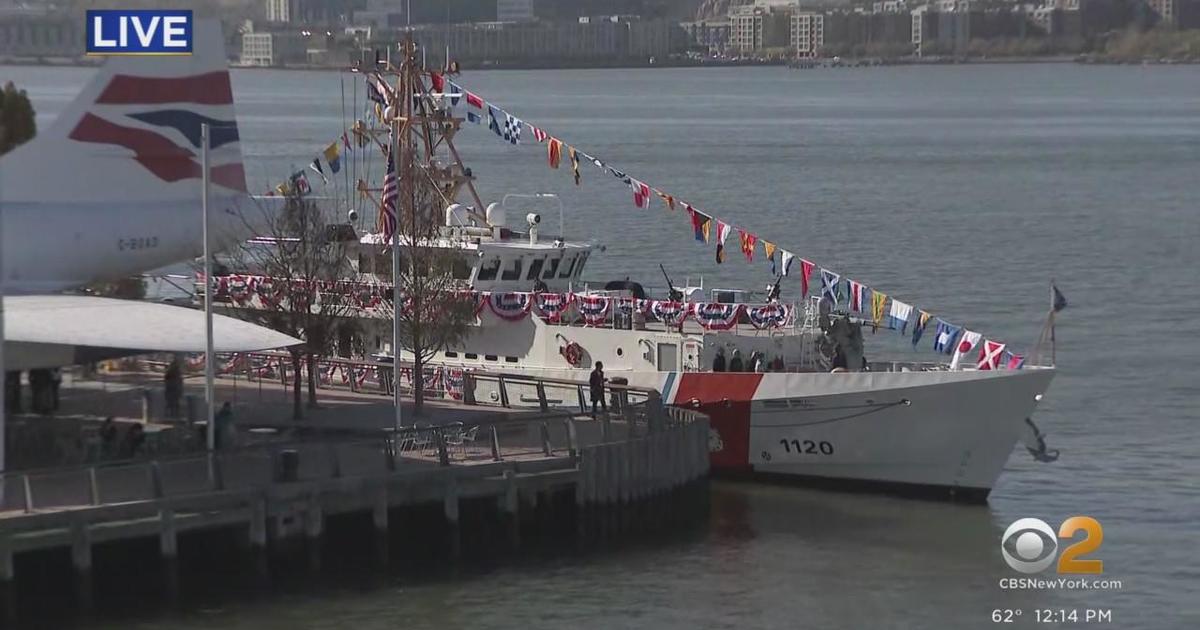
[202,123,217,452]
[1049,279,1057,367]
[0,170,7,490]
[391,82,403,433]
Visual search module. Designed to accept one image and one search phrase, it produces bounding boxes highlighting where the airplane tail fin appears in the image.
[0,19,246,204]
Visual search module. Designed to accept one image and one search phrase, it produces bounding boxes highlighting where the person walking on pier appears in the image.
[589,362,607,418]
[164,358,183,419]
[214,402,234,450]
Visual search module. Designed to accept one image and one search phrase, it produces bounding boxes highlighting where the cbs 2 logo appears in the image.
[1000,516,1103,574]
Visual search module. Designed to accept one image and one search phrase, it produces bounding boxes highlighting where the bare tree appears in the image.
[391,166,475,415]
[222,193,355,420]
[372,41,479,416]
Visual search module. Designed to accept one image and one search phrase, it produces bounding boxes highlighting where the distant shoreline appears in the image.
[2,54,1197,72]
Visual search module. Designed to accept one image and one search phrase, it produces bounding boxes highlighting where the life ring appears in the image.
[560,342,583,367]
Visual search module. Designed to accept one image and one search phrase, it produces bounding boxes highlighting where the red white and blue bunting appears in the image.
[650,300,690,327]
[747,303,792,330]
[692,303,743,331]
[577,294,611,326]
[532,292,574,323]
[488,291,533,321]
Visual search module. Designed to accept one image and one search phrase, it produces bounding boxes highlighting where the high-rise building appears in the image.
[1147,0,1176,25]
[266,0,295,23]
[729,4,791,51]
[497,0,534,23]
[790,11,823,58]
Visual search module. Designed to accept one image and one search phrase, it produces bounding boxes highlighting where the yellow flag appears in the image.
[763,241,776,261]
[872,292,888,326]
[654,188,675,211]
[568,146,581,185]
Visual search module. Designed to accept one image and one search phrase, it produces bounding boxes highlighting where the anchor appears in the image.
[1022,417,1059,463]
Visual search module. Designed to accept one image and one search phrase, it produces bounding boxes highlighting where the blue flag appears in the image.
[488,105,503,138]
[911,311,931,348]
[1052,284,1068,312]
[820,269,841,307]
[933,319,962,354]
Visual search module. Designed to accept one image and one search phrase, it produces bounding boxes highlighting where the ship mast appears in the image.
[365,37,490,427]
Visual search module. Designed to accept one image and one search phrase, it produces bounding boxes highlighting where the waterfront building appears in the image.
[729,4,792,52]
[240,29,309,66]
[821,9,913,55]
[405,17,686,67]
[680,19,732,54]
[0,9,82,59]
[1147,0,1176,24]
[497,0,535,23]
[266,0,295,23]
[790,11,824,58]
[911,2,973,56]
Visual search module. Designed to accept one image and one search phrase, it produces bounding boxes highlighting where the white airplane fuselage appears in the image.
[1,195,253,294]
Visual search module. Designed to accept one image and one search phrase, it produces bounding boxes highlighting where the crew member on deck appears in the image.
[712,347,726,372]
[729,349,744,372]
[589,362,607,418]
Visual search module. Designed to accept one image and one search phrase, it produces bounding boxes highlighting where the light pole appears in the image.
[0,166,7,485]
[202,124,216,451]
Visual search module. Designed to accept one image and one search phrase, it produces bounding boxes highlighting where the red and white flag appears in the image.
[528,124,549,143]
[715,221,732,263]
[631,179,651,208]
[849,280,868,313]
[950,330,982,370]
[976,339,1006,370]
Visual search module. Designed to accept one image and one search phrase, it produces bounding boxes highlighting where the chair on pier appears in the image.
[443,422,465,459]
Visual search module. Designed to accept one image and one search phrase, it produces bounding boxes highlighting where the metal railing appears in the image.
[0,412,596,516]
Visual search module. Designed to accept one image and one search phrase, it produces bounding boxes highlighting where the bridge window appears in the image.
[574,252,589,278]
[500,258,523,281]
[477,257,501,281]
[542,256,560,279]
[559,255,577,278]
[526,257,545,280]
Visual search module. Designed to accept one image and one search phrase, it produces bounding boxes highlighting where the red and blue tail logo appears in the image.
[68,71,246,191]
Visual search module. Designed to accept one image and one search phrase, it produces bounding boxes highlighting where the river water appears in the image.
[3,62,1198,628]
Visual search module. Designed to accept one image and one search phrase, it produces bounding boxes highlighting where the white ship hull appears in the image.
[470,365,1055,502]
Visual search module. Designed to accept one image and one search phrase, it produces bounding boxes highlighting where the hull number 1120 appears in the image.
[779,439,834,455]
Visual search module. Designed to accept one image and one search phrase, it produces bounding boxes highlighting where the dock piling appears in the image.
[443,476,461,559]
[500,468,520,547]
[0,540,13,626]
[305,493,324,572]
[159,509,180,603]
[88,467,100,506]
[70,518,93,610]
[373,487,389,563]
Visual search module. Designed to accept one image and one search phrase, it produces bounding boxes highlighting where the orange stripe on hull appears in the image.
[673,373,763,471]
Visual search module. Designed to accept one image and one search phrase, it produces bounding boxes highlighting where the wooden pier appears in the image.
[0,374,709,619]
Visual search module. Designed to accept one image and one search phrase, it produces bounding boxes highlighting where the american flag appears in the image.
[380,151,398,242]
